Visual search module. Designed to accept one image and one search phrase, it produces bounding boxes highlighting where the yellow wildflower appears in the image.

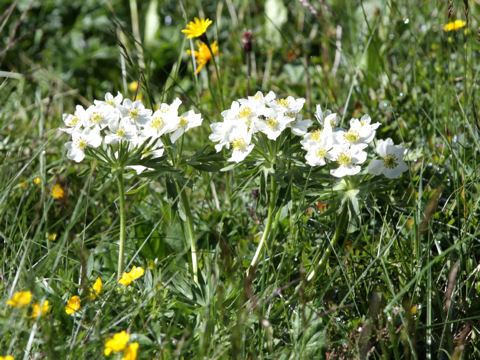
[104,331,130,356]
[118,266,145,286]
[18,182,27,189]
[33,177,41,185]
[186,41,219,74]
[47,233,57,241]
[7,290,32,308]
[65,295,81,315]
[122,342,139,360]
[181,17,212,39]
[90,277,103,300]
[31,300,50,318]
[443,20,466,32]
[51,184,64,199]
[0,355,14,360]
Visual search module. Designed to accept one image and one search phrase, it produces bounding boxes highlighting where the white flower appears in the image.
[104,118,138,144]
[65,128,102,162]
[170,110,203,143]
[142,110,176,140]
[314,105,335,127]
[328,144,367,178]
[84,104,117,130]
[119,99,152,124]
[209,119,241,152]
[289,114,313,136]
[302,128,334,167]
[60,105,87,134]
[228,127,254,163]
[368,138,408,178]
[257,108,294,140]
[94,92,123,108]
[268,95,305,117]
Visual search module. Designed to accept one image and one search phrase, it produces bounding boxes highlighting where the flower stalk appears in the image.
[180,188,198,284]
[307,206,348,281]
[117,170,126,280]
[249,177,277,273]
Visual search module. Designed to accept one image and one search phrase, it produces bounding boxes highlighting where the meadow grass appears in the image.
[1,0,480,359]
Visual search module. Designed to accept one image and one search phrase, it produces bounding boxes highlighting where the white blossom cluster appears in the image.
[209,91,312,163]
[60,92,203,169]
[301,106,408,178]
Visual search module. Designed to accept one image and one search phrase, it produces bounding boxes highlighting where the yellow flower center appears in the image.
[316,148,327,158]
[286,112,296,118]
[239,107,252,119]
[310,129,322,142]
[91,112,103,124]
[254,93,263,100]
[337,152,352,165]
[116,128,126,138]
[128,108,139,119]
[69,116,80,126]
[106,100,115,106]
[277,98,289,106]
[383,154,398,169]
[344,130,360,143]
[151,117,165,130]
[179,116,188,128]
[266,117,277,128]
[232,138,246,150]
[77,138,88,150]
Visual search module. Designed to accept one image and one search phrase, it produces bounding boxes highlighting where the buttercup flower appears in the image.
[65,295,81,315]
[104,331,130,356]
[51,184,65,199]
[122,342,139,360]
[118,266,145,286]
[0,355,14,360]
[31,300,50,318]
[7,290,32,308]
[443,20,466,32]
[368,138,408,178]
[187,40,219,74]
[90,277,103,300]
[182,17,212,39]
[33,177,41,185]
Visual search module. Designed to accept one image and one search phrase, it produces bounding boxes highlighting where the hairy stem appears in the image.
[117,171,126,280]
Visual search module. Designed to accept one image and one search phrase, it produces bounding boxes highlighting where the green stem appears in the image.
[248,177,277,273]
[180,189,198,283]
[117,171,126,280]
[307,206,348,281]
[204,38,225,109]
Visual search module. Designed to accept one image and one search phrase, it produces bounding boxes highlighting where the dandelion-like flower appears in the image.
[104,331,130,356]
[31,300,50,319]
[443,20,466,32]
[187,41,219,74]
[182,17,212,39]
[90,277,103,300]
[51,184,65,199]
[7,291,32,308]
[65,295,81,315]
[0,355,14,360]
[367,138,408,178]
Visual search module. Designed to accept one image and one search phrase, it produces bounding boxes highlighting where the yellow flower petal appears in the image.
[7,291,32,308]
[443,19,466,32]
[90,277,103,300]
[104,331,130,355]
[31,300,50,318]
[51,184,65,199]
[65,295,81,315]
[0,355,15,360]
[121,342,139,360]
[181,17,213,39]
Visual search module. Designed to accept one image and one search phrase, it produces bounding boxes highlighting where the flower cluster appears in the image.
[60,92,202,170]
[104,330,139,360]
[209,91,311,162]
[65,277,103,315]
[118,266,145,286]
[301,106,407,178]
